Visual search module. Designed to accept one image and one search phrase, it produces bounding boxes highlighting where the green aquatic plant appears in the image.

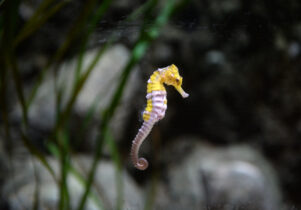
[0,0,188,209]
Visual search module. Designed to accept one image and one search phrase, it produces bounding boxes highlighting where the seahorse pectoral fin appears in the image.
[175,85,189,98]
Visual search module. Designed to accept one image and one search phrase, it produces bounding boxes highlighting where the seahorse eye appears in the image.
[175,78,180,84]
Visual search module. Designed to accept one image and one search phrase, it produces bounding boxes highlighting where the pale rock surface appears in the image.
[3,156,143,210]
[12,45,140,145]
[156,137,282,210]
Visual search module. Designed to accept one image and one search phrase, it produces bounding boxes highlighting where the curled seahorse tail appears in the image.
[130,120,154,170]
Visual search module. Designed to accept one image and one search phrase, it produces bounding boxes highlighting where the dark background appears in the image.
[1,0,301,209]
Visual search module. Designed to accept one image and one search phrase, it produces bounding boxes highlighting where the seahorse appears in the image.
[130,64,189,170]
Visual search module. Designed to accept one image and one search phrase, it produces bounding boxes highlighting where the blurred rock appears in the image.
[3,156,143,210]
[157,137,282,210]
[12,44,140,150]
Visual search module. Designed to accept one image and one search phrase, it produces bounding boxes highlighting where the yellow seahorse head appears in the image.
[162,64,189,98]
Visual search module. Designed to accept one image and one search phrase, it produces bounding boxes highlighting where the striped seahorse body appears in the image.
[131,64,189,170]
